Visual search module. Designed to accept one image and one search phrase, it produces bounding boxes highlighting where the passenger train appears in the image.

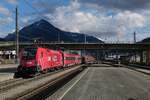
[15,47,95,77]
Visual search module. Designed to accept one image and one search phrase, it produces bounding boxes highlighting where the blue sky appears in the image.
[0,0,150,42]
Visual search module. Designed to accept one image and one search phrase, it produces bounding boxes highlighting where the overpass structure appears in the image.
[0,42,150,50]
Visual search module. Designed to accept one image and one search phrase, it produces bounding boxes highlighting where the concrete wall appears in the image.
[142,50,150,64]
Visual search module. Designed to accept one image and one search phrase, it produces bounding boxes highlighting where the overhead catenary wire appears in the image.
[23,0,50,20]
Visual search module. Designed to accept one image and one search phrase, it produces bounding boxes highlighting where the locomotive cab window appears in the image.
[22,48,37,60]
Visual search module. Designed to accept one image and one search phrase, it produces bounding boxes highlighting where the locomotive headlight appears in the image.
[27,61,32,64]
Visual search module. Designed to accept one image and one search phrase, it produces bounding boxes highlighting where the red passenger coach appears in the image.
[75,55,82,64]
[63,53,81,67]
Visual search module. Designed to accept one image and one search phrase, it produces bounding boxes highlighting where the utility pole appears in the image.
[84,34,86,55]
[134,31,136,43]
[15,6,19,64]
[84,34,86,43]
[57,32,61,43]
[133,31,137,63]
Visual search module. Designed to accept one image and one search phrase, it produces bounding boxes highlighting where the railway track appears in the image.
[102,62,150,75]
[0,67,74,93]
[0,65,84,100]
[122,65,150,75]
[16,67,82,100]
[0,78,21,88]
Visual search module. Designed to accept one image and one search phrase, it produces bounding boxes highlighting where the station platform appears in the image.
[48,67,150,100]
[0,64,17,82]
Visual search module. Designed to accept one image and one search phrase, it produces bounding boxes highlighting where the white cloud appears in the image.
[16,0,146,42]
[115,11,145,28]
[21,17,32,24]
[5,0,18,4]
[20,16,43,27]
[113,11,145,36]
[0,17,13,25]
[49,1,145,38]
[79,0,150,11]
[0,0,146,41]
[0,6,11,16]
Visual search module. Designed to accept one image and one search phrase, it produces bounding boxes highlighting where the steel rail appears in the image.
[0,68,67,93]
[7,65,83,100]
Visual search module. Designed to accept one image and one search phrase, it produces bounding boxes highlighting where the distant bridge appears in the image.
[0,42,150,50]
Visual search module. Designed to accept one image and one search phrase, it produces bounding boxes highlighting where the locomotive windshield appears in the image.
[22,48,37,60]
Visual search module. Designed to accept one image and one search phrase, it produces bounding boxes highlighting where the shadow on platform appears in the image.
[0,67,16,73]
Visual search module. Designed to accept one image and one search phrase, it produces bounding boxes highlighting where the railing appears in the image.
[0,41,150,46]
[105,41,134,44]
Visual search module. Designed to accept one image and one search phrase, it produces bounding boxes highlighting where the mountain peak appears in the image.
[33,19,53,28]
[4,19,103,43]
[37,19,49,24]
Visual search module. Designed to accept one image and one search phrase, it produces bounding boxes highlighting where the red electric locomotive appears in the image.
[15,47,82,77]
